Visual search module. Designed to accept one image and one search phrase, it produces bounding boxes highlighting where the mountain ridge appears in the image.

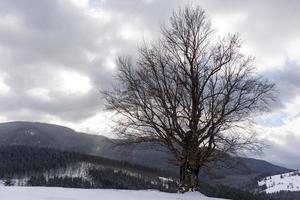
[0,121,292,190]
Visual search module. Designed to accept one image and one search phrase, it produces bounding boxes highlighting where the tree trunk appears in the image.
[178,158,200,193]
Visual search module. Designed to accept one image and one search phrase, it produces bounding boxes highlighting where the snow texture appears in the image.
[0,187,227,200]
[258,170,300,193]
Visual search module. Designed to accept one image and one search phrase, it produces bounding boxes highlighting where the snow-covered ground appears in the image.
[258,170,300,193]
[0,187,227,200]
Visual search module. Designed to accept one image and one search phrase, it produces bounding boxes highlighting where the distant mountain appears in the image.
[241,157,291,175]
[0,121,176,170]
[202,157,292,191]
[0,121,292,190]
[0,121,110,153]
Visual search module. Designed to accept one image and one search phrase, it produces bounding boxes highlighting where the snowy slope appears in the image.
[258,170,300,193]
[0,162,94,186]
[0,187,227,200]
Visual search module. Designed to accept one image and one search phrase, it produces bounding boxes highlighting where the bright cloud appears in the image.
[0,74,10,95]
[57,70,92,95]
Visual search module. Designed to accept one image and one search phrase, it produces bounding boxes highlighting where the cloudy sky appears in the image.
[0,0,299,168]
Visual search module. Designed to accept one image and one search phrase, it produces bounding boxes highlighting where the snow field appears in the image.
[0,187,227,200]
[258,170,300,193]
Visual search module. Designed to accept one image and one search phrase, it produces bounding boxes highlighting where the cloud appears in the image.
[0,0,172,124]
[0,0,120,123]
[255,113,300,169]
[267,61,300,101]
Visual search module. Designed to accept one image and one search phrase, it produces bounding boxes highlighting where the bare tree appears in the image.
[104,6,275,192]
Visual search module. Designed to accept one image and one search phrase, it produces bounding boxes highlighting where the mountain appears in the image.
[0,121,292,190]
[203,157,293,190]
[0,121,179,171]
[0,121,172,169]
[0,121,110,153]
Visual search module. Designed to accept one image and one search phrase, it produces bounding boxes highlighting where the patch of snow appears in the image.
[24,130,36,136]
[44,162,92,179]
[13,178,29,186]
[258,170,300,193]
[0,187,227,200]
[158,177,175,189]
[159,177,173,182]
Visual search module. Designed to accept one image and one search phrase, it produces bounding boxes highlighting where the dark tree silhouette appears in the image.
[104,6,275,192]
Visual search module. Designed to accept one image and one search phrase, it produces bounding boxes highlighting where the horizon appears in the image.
[0,0,300,169]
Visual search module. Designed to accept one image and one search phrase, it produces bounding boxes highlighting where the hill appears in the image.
[0,145,177,191]
[0,121,292,191]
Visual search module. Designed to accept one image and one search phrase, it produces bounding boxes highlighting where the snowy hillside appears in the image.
[0,162,93,186]
[0,187,227,200]
[258,170,300,193]
[0,161,176,192]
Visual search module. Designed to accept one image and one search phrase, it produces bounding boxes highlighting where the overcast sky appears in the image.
[0,0,299,168]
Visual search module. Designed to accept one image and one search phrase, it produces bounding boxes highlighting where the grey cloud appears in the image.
[0,0,140,122]
[267,61,300,100]
[260,137,300,169]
